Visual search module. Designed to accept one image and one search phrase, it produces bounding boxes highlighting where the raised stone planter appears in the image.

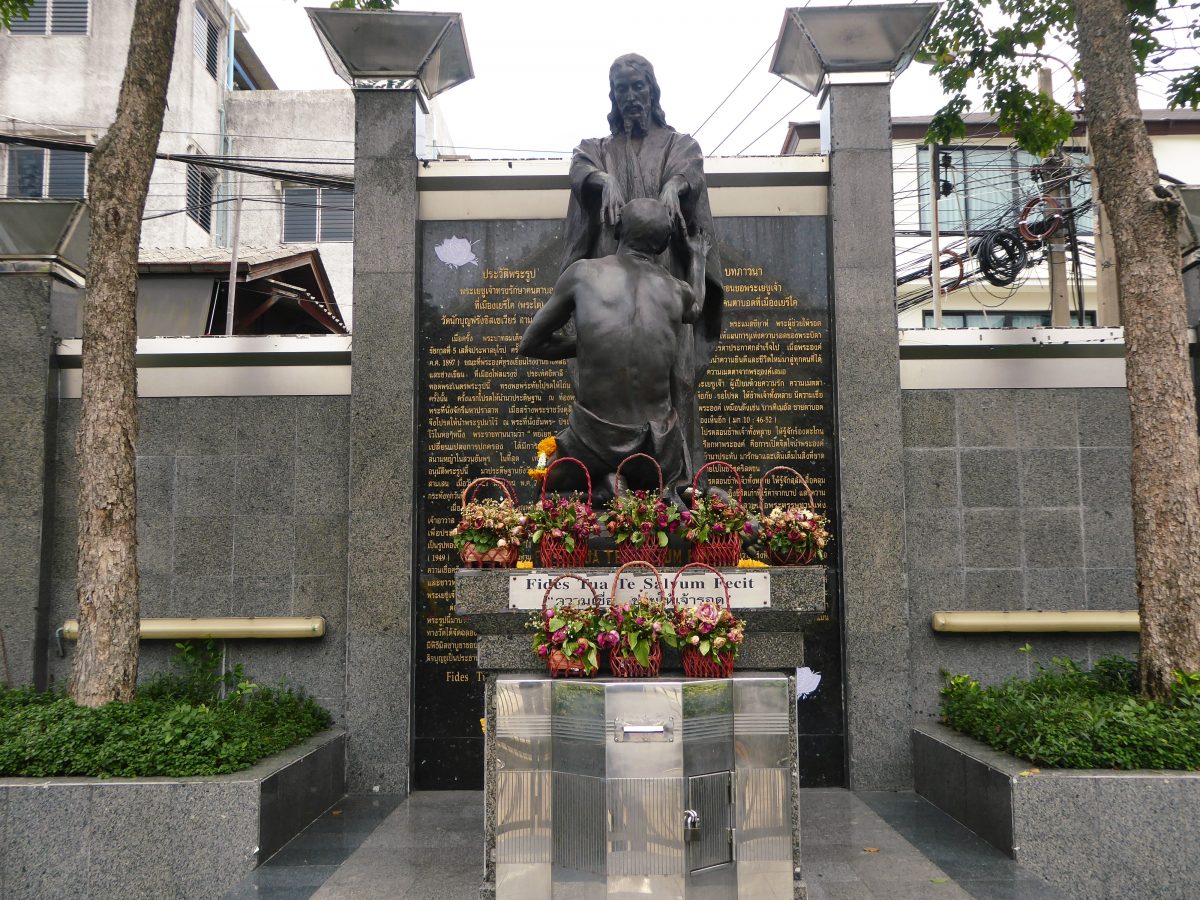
[913,721,1200,899]
[0,728,345,899]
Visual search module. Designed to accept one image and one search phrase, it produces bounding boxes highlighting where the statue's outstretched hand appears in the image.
[601,175,626,227]
[660,181,684,232]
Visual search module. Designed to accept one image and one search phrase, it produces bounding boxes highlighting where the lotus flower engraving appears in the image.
[434,236,479,269]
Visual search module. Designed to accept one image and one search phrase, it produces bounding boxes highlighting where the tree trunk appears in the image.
[1074,0,1200,698]
[68,0,181,707]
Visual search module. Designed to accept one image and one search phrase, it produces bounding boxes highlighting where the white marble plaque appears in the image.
[507,570,771,610]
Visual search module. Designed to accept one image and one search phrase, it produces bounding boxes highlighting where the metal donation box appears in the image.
[493,674,794,899]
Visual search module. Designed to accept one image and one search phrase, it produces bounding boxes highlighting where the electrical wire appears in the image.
[706,81,782,157]
[690,40,778,140]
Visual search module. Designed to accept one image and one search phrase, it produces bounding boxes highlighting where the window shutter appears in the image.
[186,164,213,232]
[6,147,45,197]
[51,0,88,34]
[47,148,86,198]
[319,189,354,242]
[283,187,319,242]
[8,0,47,33]
[192,7,207,62]
[205,17,220,79]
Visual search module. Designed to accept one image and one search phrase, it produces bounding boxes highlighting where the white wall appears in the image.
[224,88,354,326]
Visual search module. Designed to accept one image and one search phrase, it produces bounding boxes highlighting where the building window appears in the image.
[282,186,354,242]
[3,146,86,198]
[921,310,1098,329]
[193,5,221,80]
[916,146,1094,236]
[186,164,215,232]
[6,0,89,34]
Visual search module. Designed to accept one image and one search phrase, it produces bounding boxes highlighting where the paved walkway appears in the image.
[224,788,1064,899]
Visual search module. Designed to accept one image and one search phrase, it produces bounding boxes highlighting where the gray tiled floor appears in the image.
[227,787,1064,899]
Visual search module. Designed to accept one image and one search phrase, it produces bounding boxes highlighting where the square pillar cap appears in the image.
[307,8,473,98]
[770,3,940,96]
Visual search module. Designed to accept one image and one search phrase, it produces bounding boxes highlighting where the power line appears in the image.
[691,40,778,140]
[707,81,782,157]
[735,94,815,156]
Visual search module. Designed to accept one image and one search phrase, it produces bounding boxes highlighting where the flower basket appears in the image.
[758,465,831,567]
[459,541,519,568]
[532,457,598,568]
[532,573,601,678]
[671,563,742,678]
[454,477,525,569]
[600,561,674,677]
[606,453,680,566]
[687,461,746,567]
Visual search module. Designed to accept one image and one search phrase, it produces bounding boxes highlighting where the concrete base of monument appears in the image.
[456,567,823,900]
[913,722,1200,899]
[0,729,345,899]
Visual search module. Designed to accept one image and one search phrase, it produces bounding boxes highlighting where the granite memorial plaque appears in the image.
[415,215,840,788]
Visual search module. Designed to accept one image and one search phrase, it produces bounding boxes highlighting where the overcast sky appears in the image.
[231,0,967,158]
[231,1,1193,161]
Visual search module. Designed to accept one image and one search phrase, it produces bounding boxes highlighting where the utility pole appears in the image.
[1039,67,1072,326]
[225,171,242,336]
[929,143,943,327]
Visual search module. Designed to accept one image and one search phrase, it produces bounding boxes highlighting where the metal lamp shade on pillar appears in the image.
[769,3,940,98]
[307,7,473,98]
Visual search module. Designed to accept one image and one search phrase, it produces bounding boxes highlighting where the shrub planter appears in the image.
[913,722,1200,899]
[0,728,345,899]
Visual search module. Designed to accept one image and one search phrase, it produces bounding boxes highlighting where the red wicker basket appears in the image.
[541,573,600,678]
[759,466,819,566]
[671,563,739,678]
[537,457,595,568]
[614,453,669,566]
[457,477,522,569]
[688,460,744,566]
[606,561,669,678]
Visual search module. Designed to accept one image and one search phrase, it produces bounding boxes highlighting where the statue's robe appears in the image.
[560,127,725,492]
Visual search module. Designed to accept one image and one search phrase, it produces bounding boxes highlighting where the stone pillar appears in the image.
[0,275,57,689]
[826,83,912,789]
[346,88,419,792]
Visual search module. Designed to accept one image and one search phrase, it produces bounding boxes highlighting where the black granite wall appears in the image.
[416,215,842,788]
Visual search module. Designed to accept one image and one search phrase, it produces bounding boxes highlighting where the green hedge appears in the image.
[0,642,331,778]
[941,655,1200,770]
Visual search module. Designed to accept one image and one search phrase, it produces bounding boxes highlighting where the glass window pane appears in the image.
[51,0,88,34]
[7,147,45,197]
[283,187,318,242]
[47,149,86,198]
[917,147,965,233]
[8,0,47,33]
[319,189,354,242]
[961,147,1016,232]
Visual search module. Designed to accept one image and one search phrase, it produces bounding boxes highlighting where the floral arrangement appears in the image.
[526,602,600,674]
[685,493,751,545]
[737,558,768,569]
[760,504,832,563]
[674,600,745,661]
[597,595,677,668]
[526,494,600,554]
[451,497,528,555]
[602,490,687,550]
[527,436,557,481]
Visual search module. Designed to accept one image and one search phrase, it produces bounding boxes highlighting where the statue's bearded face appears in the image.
[610,63,652,135]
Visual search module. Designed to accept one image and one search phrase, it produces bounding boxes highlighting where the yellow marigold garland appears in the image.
[528,435,558,481]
